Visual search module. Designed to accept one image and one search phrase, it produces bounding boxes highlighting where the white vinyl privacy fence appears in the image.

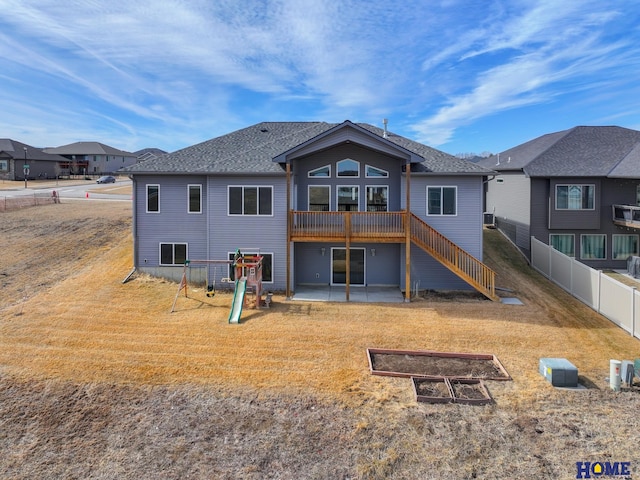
[531,237,640,340]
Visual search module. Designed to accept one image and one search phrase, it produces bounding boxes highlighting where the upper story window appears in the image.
[556,185,594,210]
[636,185,640,207]
[188,184,202,213]
[366,186,388,212]
[308,165,331,177]
[309,185,330,211]
[337,186,359,211]
[228,186,273,216]
[337,159,360,177]
[427,186,457,216]
[147,184,159,213]
[365,165,388,178]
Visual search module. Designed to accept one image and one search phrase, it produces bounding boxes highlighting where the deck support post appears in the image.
[286,162,291,300]
[405,161,411,302]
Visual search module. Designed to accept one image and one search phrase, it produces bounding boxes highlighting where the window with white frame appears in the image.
[580,234,606,260]
[365,165,388,178]
[0,160,8,172]
[336,158,359,177]
[228,252,273,282]
[188,184,202,213]
[366,185,388,212]
[549,234,575,257]
[556,184,595,210]
[160,243,187,265]
[427,186,457,215]
[147,184,159,213]
[337,186,359,211]
[308,165,331,177]
[228,186,273,215]
[309,185,330,211]
[612,234,639,260]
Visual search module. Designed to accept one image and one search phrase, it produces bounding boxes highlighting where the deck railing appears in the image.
[612,204,640,228]
[290,210,406,240]
[410,213,498,301]
[288,209,499,301]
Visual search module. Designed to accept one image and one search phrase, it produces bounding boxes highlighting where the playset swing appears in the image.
[170,249,265,324]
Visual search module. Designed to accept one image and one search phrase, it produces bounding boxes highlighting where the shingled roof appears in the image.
[0,139,68,162]
[478,126,640,178]
[122,121,494,176]
[44,141,134,157]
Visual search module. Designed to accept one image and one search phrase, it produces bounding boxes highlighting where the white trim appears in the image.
[426,185,457,216]
[580,234,607,260]
[159,242,188,266]
[308,185,331,211]
[227,185,274,216]
[549,233,575,258]
[330,247,366,286]
[336,158,360,178]
[612,234,639,260]
[187,184,202,214]
[555,184,596,210]
[227,251,274,283]
[365,185,389,212]
[308,164,331,178]
[365,164,389,178]
[146,184,160,213]
[337,185,360,212]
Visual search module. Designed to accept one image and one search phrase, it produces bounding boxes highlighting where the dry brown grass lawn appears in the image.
[1,201,639,479]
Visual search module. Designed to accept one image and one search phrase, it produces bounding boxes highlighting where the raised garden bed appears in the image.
[367,348,511,381]
[412,377,453,404]
[412,377,493,405]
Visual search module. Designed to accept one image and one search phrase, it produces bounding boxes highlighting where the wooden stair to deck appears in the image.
[410,213,499,301]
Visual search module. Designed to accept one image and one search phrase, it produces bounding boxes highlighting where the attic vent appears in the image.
[260,128,268,133]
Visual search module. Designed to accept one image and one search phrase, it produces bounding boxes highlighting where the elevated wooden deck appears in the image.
[289,211,406,242]
[613,205,640,229]
[288,210,498,301]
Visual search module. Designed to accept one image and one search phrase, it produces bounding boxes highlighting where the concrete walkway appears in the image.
[291,285,405,303]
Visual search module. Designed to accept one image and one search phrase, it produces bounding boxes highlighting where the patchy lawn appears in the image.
[1,202,639,479]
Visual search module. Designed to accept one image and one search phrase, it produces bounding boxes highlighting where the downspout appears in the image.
[286,161,291,300]
[405,160,411,302]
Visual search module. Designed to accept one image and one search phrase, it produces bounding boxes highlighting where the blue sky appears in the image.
[1,0,639,156]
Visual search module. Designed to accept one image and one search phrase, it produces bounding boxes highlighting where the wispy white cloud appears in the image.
[410,1,637,146]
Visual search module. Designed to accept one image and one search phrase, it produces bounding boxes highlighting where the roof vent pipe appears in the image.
[383,118,388,138]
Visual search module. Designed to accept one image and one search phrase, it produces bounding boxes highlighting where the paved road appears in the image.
[0,179,132,202]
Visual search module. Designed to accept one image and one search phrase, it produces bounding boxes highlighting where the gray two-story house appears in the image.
[123,120,498,302]
[479,126,640,269]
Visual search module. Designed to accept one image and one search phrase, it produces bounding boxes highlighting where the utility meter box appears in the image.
[539,358,578,387]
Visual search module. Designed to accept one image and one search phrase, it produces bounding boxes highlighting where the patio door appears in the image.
[331,248,365,285]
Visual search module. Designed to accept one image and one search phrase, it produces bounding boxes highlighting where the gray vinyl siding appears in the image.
[207,175,287,289]
[401,175,485,291]
[135,175,208,281]
[295,243,401,286]
[293,143,403,211]
[531,177,640,269]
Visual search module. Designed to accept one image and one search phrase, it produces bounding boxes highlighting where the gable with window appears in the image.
[336,159,360,177]
[228,186,273,215]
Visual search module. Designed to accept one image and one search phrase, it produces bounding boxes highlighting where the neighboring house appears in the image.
[122,120,498,301]
[44,142,137,176]
[0,139,68,181]
[478,126,640,269]
[134,148,167,163]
